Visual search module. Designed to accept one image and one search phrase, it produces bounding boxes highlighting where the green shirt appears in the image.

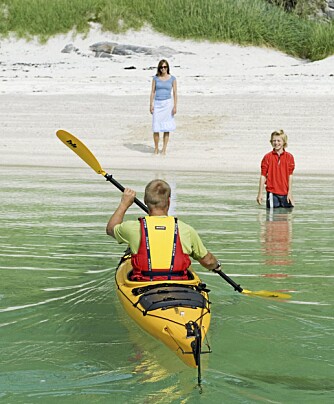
[113,217,208,261]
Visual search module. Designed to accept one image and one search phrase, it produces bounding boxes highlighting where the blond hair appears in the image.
[270,129,288,148]
[144,179,171,210]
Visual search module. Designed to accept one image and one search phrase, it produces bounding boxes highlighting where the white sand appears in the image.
[1,24,333,174]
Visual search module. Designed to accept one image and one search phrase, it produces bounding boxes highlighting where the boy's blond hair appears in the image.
[270,129,288,148]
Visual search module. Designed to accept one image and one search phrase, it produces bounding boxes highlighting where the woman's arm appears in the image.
[150,78,156,114]
[172,78,177,115]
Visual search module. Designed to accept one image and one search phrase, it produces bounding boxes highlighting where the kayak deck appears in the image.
[115,254,212,369]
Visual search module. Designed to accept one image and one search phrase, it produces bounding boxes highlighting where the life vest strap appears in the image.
[140,270,186,278]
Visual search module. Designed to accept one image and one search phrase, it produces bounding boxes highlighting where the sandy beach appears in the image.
[1,25,333,174]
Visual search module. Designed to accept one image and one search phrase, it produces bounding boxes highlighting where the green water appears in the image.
[1,167,333,403]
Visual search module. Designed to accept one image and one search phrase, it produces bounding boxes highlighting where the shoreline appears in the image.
[1,93,333,175]
[1,26,333,174]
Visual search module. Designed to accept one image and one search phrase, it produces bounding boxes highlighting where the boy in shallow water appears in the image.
[257,129,295,209]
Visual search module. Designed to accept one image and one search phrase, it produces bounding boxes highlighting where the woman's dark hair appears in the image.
[156,59,170,76]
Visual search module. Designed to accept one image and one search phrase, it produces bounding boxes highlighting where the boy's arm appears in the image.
[287,174,294,204]
[256,175,266,205]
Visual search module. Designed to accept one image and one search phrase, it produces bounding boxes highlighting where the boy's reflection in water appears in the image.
[259,208,293,267]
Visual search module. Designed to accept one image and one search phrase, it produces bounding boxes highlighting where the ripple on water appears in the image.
[1,167,333,402]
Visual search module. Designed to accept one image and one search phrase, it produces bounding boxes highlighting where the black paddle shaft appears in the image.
[105,174,149,214]
[213,269,243,293]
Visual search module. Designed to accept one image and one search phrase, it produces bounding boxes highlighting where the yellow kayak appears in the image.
[115,253,212,377]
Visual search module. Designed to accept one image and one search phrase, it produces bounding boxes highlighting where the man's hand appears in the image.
[106,188,136,238]
[198,251,221,271]
[121,188,136,209]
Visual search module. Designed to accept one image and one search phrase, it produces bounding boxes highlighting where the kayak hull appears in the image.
[115,255,211,368]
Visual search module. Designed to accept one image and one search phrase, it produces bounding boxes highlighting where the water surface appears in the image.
[1,167,333,403]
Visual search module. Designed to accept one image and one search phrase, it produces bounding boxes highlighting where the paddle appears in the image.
[56,129,291,299]
[212,269,291,299]
[56,129,148,213]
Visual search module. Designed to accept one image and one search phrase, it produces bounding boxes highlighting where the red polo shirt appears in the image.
[261,150,295,195]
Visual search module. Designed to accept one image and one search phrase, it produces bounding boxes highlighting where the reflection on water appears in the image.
[1,167,334,403]
[259,208,293,267]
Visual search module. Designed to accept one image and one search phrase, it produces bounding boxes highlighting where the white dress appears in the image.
[152,75,176,133]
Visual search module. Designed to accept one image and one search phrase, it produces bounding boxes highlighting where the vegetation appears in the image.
[269,0,328,18]
[0,0,333,60]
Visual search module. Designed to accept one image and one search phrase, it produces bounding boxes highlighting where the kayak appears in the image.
[115,253,212,377]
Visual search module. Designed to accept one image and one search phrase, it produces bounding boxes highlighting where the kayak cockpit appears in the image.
[133,284,210,314]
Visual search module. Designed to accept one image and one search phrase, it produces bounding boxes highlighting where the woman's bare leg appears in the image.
[153,132,159,154]
[162,132,169,155]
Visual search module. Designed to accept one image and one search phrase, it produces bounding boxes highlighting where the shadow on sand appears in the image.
[124,143,155,154]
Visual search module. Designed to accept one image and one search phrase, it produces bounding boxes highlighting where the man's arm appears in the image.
[185,223,221,271]
[106,188,136,238]
[198,251,221,271]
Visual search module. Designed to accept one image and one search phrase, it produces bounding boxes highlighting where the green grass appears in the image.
[0,0,333,60]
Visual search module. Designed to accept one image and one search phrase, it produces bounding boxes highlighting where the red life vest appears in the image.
[131,216,191,281]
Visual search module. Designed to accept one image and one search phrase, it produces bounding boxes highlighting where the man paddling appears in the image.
[106,179,221,281]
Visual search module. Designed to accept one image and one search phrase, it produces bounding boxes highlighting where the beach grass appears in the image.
[0,0,333,60]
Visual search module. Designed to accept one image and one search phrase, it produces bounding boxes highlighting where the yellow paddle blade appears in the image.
[242,289,291,299]
[56,129,106,176]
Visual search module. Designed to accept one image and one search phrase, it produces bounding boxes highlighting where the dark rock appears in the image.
[94,51,113,58]
[89,41,191,58]
[112,44,156,55]
[89,41,118,54]
[61,44,79,53]
[267,0,297,12]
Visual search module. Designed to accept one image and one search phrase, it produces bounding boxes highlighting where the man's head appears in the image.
[144,179,171,213]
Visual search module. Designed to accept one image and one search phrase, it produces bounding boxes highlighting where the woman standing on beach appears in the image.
[150,59,177,155]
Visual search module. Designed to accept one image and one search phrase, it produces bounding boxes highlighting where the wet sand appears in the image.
[1,93,333,174]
